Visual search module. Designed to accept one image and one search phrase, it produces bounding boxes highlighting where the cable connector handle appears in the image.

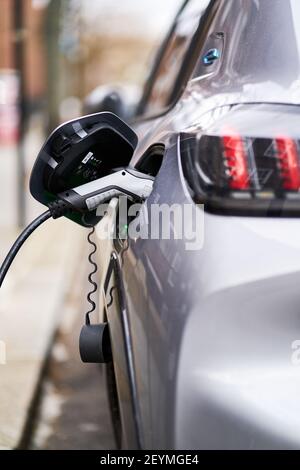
[56,168,155,213]
[48,200,69,219]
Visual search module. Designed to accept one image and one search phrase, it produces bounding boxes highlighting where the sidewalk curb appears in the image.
[0,217,86,449]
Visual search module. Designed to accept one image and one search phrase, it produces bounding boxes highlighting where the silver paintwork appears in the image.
[98,0,300,449]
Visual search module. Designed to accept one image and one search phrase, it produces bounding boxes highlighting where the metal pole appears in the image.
[13,0,26,227]
[46,0,61,134]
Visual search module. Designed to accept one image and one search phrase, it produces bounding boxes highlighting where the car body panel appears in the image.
[96,0,300,449]
[123,140,300,449]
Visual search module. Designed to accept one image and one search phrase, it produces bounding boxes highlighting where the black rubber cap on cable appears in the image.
[79,323,112,363]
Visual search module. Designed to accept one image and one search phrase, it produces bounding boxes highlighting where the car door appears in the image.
[103,0,214,449]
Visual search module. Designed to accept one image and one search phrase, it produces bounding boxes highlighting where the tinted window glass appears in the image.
[143,0,210,116]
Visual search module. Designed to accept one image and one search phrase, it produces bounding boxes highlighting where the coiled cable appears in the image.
[85,227,98,325]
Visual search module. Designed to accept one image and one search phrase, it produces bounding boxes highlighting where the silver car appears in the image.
[93,0,300,449]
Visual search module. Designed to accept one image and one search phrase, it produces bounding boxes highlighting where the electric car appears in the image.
[92,0,300,449]
[27,0,300,450]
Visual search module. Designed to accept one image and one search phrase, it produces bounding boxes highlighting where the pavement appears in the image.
[28,258,116,450]
[0,216,86,449]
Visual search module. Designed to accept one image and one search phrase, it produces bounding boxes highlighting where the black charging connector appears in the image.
[48,200,70,219]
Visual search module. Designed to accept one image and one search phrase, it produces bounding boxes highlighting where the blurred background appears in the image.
[0,0,182,229]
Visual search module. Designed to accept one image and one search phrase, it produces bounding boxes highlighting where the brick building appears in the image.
[0,0,47,104]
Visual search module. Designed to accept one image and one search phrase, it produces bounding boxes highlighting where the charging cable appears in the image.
[0,210,52,288]
[0,199,70,288]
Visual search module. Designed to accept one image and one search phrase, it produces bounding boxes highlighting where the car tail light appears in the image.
[276,137,300,190]
[222,131,250,190]
[194,132,300,193]
[180,105,300,216]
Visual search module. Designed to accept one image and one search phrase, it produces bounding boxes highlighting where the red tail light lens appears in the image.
[222,133,250,190]
[276,137,300,190]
